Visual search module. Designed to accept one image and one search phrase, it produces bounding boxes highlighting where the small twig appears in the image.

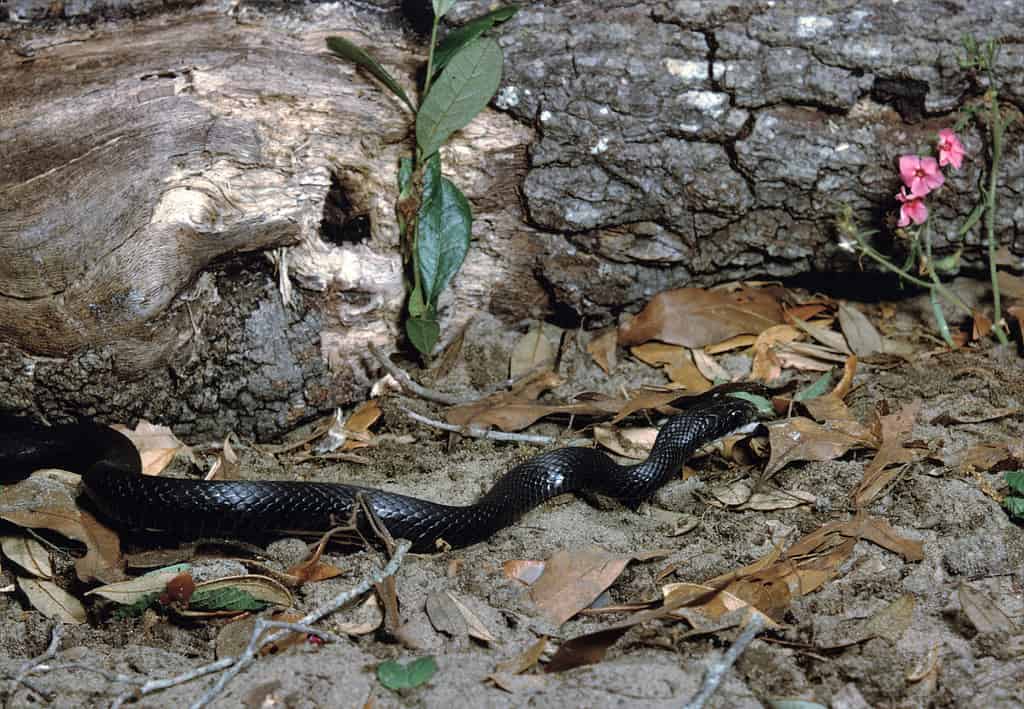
[369,343,467,406]
[34,662,145,686]
[400,406,561,445]
[682,613,765,709]
[190,539,412,709]
[110,658,236,709]
[14,624,63,687]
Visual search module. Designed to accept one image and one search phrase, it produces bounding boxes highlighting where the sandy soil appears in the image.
[1,312,1022,708]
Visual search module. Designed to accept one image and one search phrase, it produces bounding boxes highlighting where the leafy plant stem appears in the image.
[423,15,441,107]
[984,89,1010,345]
[922,223,955,346]
[853,232,974,316]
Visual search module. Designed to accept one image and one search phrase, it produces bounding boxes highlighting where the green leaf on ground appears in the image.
[407,316,441,355]
[326,37,415,112]
[433,6,519,76]
[729,391,773,415]
[188,587,267,612]
[378,656,438,690]
[794,370,832,401]
[416,37,503,157]
[1006,470,1024,494]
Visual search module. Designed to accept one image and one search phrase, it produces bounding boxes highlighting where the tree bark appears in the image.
[1,0,1021,437]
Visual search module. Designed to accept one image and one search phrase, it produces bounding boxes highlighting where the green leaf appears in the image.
[958,202,985,236]
[794,371,833,401]
[432,0,457,18]
[112,592,161,619]
[728,391,773,416]
[416,158,472,307]
[1005,471,1024,494]
[188,587,267,612]
[326,37,415,112]
[408,284,427,318]
[406,316,440,355]
[932,248,962,274]
[416,37,503,158]
[1005,496,1024,520]
[398,157,414,196]
[433,6,519,76]
[378,656,438,690]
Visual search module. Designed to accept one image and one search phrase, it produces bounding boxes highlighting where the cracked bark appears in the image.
[1,0,1021,437]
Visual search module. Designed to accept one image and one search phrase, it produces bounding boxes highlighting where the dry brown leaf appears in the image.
[802,355,858,422]
[972,310,993,340]
[791,316,851,354]
[111,420,190,476]
[544,626,632,673]
[206,436,240,481]
[593,425,657,460]
[852,400,921,508]
[618,286,784,348]
[838,303,883,357]
[447,592,498,645]
[691,349,731,382]
[445,399,612,432]
[426,590,467,637]
[860,594,916,643]
[750,342,783,383]
[495,637,548,674]
[18,578,87,624]
[954,441,1024,472]
[997,271,1024,299]
[345,399,382,436]
[930,407,1022,426]
[530,547,667,625]
[334,595,383,636]
[503,559,546,585]
[586,329,618,375]
[958,583,1017,634]
[753,323,803,349]
[630,343,711,392]
[784,303,831,322]
[1,535,53,579]
[706,482,815,511]
[0,471,122,583]
[511,325,557,379]
[775,350,834,372]
[662,583,779,628]
[704,334,758,354]
[764,417,876,477]
[781,340,850,363]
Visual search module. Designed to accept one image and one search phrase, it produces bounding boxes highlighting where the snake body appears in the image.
[0,396,754,552]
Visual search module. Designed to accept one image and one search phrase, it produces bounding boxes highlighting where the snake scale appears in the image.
[0,393,756,552]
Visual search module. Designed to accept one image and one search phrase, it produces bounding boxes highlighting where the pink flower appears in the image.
[937,128,965,169]
[899,155,944,197]
[896,187,928,227]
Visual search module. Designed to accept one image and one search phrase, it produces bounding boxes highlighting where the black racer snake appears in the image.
[0,389,757,552]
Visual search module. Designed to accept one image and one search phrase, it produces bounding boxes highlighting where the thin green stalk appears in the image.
[984,90,1010,345]
[423,16,441,108]
[855,236,974,316]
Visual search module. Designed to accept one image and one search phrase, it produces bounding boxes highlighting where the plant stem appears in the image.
[423,15,441,105]
[984,90,1010,345]
[854,234,974,316]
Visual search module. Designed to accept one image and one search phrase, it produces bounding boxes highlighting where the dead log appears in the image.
[0,0,1020,437]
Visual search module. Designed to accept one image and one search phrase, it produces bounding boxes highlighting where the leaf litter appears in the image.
[2,282,1023,707]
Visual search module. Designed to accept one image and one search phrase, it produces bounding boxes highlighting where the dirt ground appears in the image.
[1,299,1023,708]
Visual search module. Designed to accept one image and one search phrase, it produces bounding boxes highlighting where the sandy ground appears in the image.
[1,314,1022,708]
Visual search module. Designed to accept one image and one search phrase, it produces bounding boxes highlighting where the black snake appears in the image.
[0,393,756,552]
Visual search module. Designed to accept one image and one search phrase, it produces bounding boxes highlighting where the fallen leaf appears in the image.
[838,304,883,357]
[783,302,831,322]
[704,334,758,354]
[377,656,437,691]
[495,637,548,675]
[930,407,1022,426]
[446,592,497,645]
[750,342,783,383]
[972,310,992,340]
[593,425,658,460]
[958,583,1017,634]
[1,536,53,579]
[503,559,545,585]
[852,401,921,507]
[335,594,383,636]
[753,324,804,350]
[707,482,815,511]
[997,271,1024,299]
[691,349,731,382]
[530,547,668,625]
[111,420,190,476]
[790,317,851,355]
[586,329,618,374]
[206,436,240,481]
[619,286,784,348]
[544,626,631,673]
[859,593,916,643]
[511,325,558,379]
[426,591,466,637]
[18,578,87,624]
[954,441,1024,473]
[630,343,711,392]
[0,471,123,583]
[764,418,876,478]
[86,564,191,605]
[801,355,858,422]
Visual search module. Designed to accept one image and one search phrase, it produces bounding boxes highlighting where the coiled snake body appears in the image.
[0,396,755,552]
